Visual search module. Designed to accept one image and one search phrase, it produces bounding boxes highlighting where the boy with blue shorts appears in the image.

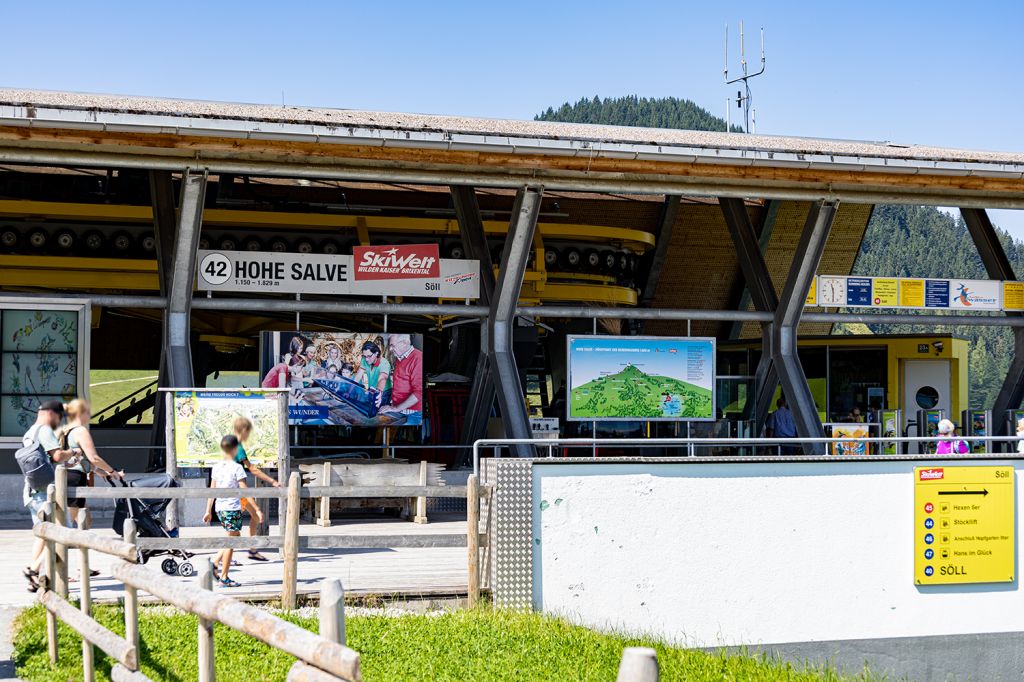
[203,435,261,588]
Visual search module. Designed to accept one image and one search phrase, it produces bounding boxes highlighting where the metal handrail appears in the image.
[471,435,1024,477]
[93,378,158,422]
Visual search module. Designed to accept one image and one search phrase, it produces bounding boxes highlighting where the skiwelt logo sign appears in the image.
[353,244,440,281]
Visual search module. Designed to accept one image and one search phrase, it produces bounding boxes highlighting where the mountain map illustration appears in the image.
[570,364,712,419]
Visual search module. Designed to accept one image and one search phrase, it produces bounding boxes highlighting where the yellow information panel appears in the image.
[914,466,1015,585]
[805,277,816,306]
[900,278,925,307]
[873,278,899,306]
[1004,282,1024,311]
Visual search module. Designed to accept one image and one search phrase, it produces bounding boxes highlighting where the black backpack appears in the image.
[16,427,55,492]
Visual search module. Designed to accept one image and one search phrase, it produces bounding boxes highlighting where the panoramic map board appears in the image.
[567,336,715,421]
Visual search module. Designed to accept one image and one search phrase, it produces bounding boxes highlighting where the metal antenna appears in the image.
[724,22,766,133]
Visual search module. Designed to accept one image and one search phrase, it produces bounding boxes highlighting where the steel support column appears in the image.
[639,195,681,306]
[961,207,1024,443]
[490,187,542,457]
[149,170,178,467]
[719,197,779,430]
[729,200,780,339]
[164,170,206,387]
[451,185,498,460]
[774,201,838,452]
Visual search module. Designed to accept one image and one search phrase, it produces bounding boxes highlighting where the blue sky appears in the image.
[4,1,1022,235]
[569,338,714,390]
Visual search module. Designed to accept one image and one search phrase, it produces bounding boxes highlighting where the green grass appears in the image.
[86,370,259,425]
[13,604,876,682]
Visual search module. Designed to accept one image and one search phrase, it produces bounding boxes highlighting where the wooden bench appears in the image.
[298,460,446,525]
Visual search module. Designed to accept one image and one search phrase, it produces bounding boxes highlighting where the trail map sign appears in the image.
[914,466,1015,585]
[173,391,283,467]
[566,336,715,421]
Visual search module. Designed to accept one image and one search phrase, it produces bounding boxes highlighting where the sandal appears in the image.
[24,573,39,593]
[248,551,268,562]
[218,577,240,588]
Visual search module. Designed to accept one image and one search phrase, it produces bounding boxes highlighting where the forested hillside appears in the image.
[837,205,1021,409]
[537,96,1019,408]
[536,95,742,132]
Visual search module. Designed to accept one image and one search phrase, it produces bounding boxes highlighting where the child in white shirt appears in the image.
[203,435,261,587]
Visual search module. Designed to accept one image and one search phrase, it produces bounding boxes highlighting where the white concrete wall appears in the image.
[531,460,1024,647]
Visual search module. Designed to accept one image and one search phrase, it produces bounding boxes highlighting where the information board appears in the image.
[567,336,715,421]
[914,466,1015,585]
[173,390,283,467]
[809,275,1008,311]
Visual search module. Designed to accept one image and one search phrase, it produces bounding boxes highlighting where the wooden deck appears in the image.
[0,513,472,608]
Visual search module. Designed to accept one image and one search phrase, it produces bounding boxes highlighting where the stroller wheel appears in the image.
[178,562,195,577]
[161,558,179,576]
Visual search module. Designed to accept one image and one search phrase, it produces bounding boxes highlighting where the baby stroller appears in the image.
[110,474,195,577]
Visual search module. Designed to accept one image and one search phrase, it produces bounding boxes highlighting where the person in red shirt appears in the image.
[380,334,422,420]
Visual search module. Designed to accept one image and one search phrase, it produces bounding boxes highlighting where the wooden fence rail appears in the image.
[39,468,364,682]
[58,468,487,609]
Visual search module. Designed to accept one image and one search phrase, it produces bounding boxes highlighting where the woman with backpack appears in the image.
[59,399,125,532]
[19,400,81,592]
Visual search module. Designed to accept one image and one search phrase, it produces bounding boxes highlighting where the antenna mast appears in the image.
[724,22,766,134]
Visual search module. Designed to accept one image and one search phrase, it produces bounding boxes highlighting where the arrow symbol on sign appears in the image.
[938,489,989,496]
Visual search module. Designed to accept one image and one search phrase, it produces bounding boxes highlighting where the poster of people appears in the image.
[566,336,715,421]
[260,331,423,426]
[173,391,282,467]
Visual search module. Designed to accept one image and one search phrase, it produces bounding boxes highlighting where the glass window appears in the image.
[1,309,79,437]
[828,347,887,422]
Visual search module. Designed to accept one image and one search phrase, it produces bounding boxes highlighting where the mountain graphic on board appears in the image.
[570,364,712,419]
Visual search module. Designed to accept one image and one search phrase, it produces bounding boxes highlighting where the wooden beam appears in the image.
[109,561,362,681]
[39,590,138,670]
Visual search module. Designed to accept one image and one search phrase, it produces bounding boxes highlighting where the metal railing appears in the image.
[34,485,361,682]
[471,435,1024,477]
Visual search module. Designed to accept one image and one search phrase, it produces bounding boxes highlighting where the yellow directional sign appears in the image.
[914,466,1015,585]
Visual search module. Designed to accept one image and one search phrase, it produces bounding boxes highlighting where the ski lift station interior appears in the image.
[3,89,1024,678]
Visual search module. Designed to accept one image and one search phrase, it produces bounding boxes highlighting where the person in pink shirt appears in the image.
[935,419,968,454]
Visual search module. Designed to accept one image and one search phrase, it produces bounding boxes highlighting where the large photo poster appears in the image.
[260,331,423,426]
[567,336,715,421]
[173,391,282,467]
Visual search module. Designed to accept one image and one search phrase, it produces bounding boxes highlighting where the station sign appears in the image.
[195,249,479,299]
[811,275,1003,311]
[914,465,1015,585]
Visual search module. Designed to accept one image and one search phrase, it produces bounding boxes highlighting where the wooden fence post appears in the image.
[616,647,659,682]
[80,516,95,682]
[122,519,140,664]
[319,579,346,646]
[281,472,301,609]
[54,465,69,598]
[317,461,332,527]
[467,474,480,608]
[413,460,428,524]
[198,558,216,682]
[45,484,58,664]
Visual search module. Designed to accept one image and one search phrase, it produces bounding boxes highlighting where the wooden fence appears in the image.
[33,492,362,681]
[56,467,486,608]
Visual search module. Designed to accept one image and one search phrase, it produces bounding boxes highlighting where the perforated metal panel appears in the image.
[488,458,535,610]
